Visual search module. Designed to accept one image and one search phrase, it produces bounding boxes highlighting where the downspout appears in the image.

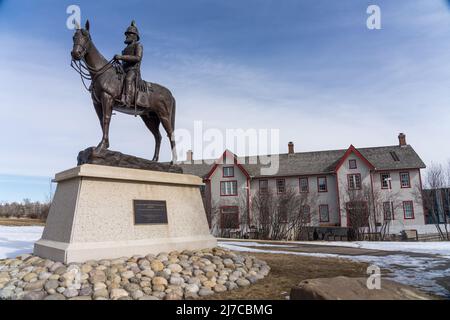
[247,177,250,229]
[335,172,342,227]
[204,179,212,229]
[418,168,427,225]
[369,170,377,235]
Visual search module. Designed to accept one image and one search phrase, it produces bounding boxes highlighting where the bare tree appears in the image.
[250,190,275,240]
[251,187,314,240]
[343,184,401,241]
[0,199,51,221]
[371,188,402,240]
[208,194,249,238]
[420,162,450,240]
[344,187,372,240]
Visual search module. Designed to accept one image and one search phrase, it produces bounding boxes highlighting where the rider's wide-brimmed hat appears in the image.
[125,20,140,41]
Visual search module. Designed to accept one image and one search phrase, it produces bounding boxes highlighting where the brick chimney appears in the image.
[398,133,406,147]
[288,141,294,154]
[186,150,193,161]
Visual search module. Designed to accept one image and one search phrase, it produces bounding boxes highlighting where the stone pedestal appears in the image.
[34,164,216,263]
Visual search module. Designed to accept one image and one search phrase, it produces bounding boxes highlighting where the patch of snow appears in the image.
[348,254,450,297]
[292,241,450,258]
[219,241,450,298]
[0,226,43,259]
[221,241,297,248]
[219,242,343,258]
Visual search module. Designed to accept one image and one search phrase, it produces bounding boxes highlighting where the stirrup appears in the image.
[115,99,125,107]
[115,97,129,107]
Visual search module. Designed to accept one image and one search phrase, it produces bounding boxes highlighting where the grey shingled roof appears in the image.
[178,144,426,179]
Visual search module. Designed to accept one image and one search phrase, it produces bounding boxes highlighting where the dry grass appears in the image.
[197,251,369,300]
[0,218,45,226]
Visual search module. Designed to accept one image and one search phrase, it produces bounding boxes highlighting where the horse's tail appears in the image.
[170,94,176,131]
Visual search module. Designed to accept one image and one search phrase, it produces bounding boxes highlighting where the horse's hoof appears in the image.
[94,142,109,154]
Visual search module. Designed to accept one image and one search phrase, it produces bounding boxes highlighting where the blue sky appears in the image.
[1,0,450,202]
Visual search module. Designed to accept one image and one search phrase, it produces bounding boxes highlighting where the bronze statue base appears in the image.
[34,164,215,263]
[77,147,183,173]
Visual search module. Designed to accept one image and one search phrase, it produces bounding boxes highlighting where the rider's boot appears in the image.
[124,83,133,107]
[117,94,127,106]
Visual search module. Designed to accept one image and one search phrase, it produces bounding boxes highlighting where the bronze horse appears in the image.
[71,20,177,163]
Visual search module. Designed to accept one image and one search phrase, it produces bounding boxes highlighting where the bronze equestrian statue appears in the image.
[71,20,177,163]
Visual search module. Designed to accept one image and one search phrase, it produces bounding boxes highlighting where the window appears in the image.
[220,181,237,196]
[301,205,310,223]
[259,179,268,194]
[319,204,329,222]
[349,159,357,169]
[383,202,394,220]
[348,174,362,190]
[276,179,285,193]
[220,206,239,229]
[318,176,327,192]
[299,177,309,193]
[380,173,391,189]
[403,201,415,219]
[400,172,411,188]
[222,166,234,177]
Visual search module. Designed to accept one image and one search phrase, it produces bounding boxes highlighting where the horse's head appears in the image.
[71,20,91,61]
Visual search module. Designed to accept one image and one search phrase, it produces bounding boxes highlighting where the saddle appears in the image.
[114,67,153,114]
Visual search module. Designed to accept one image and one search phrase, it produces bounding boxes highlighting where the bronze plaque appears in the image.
[133,200,168,224]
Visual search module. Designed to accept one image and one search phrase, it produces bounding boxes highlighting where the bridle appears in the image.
[70,32,120,98]
[71,57,117,93]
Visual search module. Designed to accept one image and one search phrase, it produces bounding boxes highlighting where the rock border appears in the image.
[0,247,270,300]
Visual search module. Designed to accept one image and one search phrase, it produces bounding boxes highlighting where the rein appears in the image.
[71,57,120,102]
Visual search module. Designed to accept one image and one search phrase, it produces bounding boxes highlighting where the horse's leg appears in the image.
[95,92,113,152]
[160,115,177,164]
[141,113,162,162]
[93,100,103,130]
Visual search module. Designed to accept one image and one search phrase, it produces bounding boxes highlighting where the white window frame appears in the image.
[299,177,309,193]
[220,181,237,196]
[348,174,361,190]
[223,166,234,177]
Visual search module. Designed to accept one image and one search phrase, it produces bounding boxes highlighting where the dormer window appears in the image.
[223,166,234,177]
[349,159,357,169]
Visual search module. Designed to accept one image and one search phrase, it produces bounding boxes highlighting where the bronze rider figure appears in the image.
[114,20,143,107]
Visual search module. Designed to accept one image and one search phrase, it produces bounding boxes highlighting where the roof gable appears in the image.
[204,150,250,180]
[334,145,375,172]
